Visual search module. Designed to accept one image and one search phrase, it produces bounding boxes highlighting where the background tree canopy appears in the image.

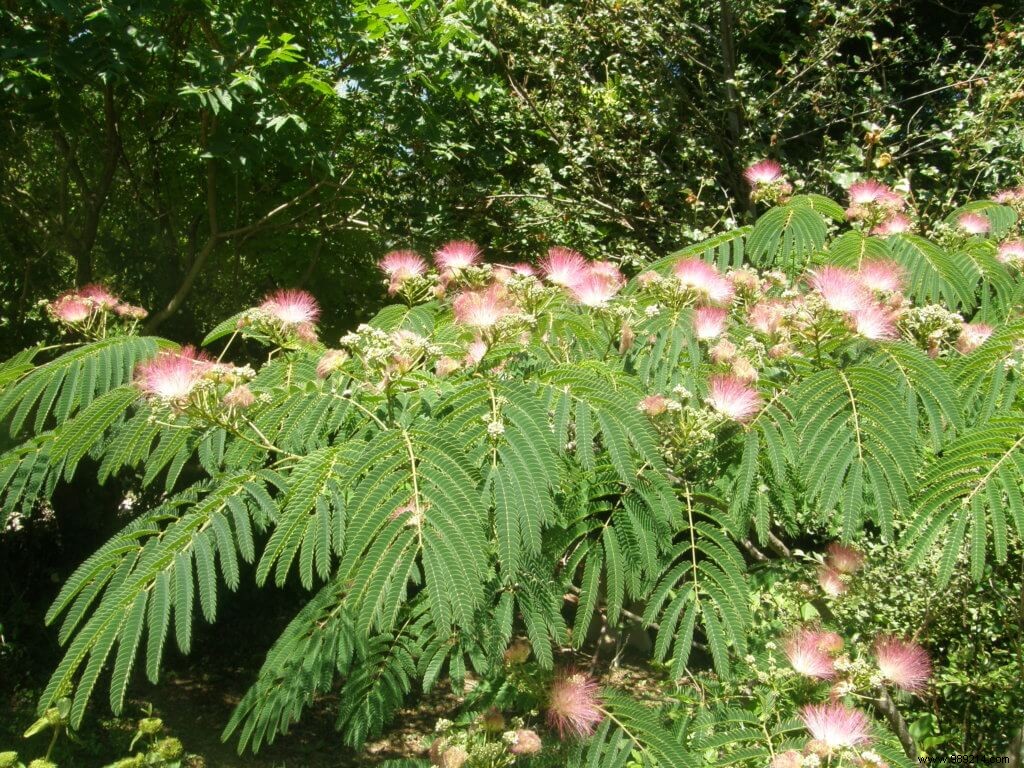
[1,0,1021,345]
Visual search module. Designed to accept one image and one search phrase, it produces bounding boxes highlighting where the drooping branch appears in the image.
[144,178,333,333]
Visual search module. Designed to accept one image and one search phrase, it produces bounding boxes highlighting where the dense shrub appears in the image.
[1,170,1023,765]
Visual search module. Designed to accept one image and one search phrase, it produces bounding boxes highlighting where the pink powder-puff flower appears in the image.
[748,300,785,335]
[956,323,993,354]
[997,240,1024,264]
[78,283,121,308]
[878,189,907,211]
[453,285,512,329]
[639,395,668,417]
[260,289,320,325]
[871,214,913,236]
[957,212,991,235]
[809,266,870,313]
[223,385,256,409]
[784,629,837,679]
[434,240,482,271]
[706,374,761,423]
[570,272,623,307]
[540,247,589,288]
[673,259,735,305]
[873,636,931,692]
[547,670,604,739]
[848,180,892,206]
[993,187,1024,204]
[694,306,728,340]
[826,542,865,574]
[507,729,543,756]
[135,346,212,401]
[744,159,784,187]
[850,303,899,341]
[510,262,536,277]
[817,566,847,597]
[380,250,428,293]
[858,260,904,293]
[799,703,872,750]
[465,339,489,365]
[50,296,92,323]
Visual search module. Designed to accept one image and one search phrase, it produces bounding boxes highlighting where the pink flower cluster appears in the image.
[957,212,991,235]
[784,627,844,679]
[743,159,793,201]
[546,670,603,739]
[535,247,626,307]
[845,180,906,227]
[873,636,932,692]
[993,187,1024,205]
[807,264,903,341]
[817,542,864,597]
[47,284,148,326]
[800,702,871,751]
[134,345,213,402]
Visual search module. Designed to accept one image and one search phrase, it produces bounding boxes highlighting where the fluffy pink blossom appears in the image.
[956,323,993,354]
[223,385,255,409]
[453,285,512,329]
[510,262,536,276]
[809,266,869,313]
[871,213,913,235]
[694,306,728,340]
[748,300,785,335]
[848,180,892,206]
[673,259,734,305]
[799,703,871,749]
[507,729,543,756]
[571,272,622,307]
[817,566,847,597]
[743,159,784,186]
[639,395,668,417]
[784,629,837,679]
[260,289,321,325]
[874,636,932,692]
[50,296,92,323]
[434,240,482,270]
[706,374,761,423]
[997,240,1024,264]
[465,339,488,365]
[850,303,899,341]
[993,187,1024,204]
[826,542,865,574]
[79,283,121,308]
[957,212,990,235]
[858,260,904,293]
[135,346,212,401]
[380,250,427,293]
[547,671,604,739]
[540,247,589,287]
